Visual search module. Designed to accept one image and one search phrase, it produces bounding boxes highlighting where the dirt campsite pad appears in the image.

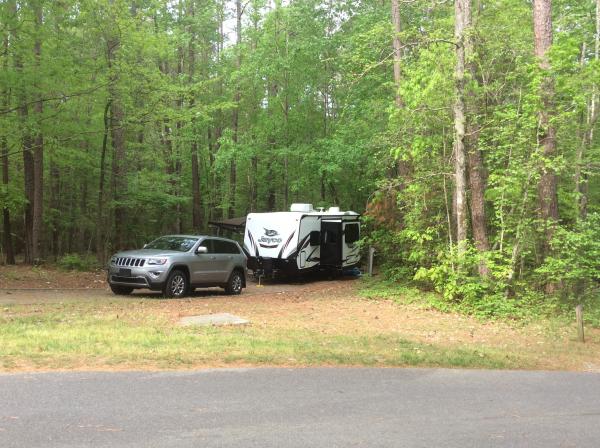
[1,265,600,372]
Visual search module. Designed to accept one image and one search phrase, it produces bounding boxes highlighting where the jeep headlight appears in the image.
[110,257,117,265]
[147,258,168,265]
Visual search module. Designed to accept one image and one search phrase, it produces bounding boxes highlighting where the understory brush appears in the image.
[57,253,100,271]
[361,212,600,326]
[360,272,600,327]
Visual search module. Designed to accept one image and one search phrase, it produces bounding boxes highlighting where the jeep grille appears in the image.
[115,257,146,267]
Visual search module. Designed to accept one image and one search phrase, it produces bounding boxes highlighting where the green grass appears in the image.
[0,303,522,371]
[359,276,600,328]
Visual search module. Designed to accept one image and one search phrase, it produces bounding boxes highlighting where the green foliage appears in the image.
[536,214,600,304]
[57,254,100,272]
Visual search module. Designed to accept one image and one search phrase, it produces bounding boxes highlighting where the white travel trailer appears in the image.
[244,203,361,276]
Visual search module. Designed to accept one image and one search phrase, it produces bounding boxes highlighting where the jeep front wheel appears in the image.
[163,269,188,298]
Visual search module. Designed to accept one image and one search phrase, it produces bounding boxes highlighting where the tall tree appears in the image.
[453,0,468,251]
[107,0,127,250]
[533,0,558,251]
[577,0,600,218]
[465,0,490,274]
[1,0,15,264]
[229,0,243,218]
[31,0,44,262]
[391,0,402,108]
[188,0,203,231]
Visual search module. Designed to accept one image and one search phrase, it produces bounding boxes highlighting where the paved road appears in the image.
[1,368,599,447]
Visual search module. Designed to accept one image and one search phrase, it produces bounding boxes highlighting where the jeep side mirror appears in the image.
[196,246,208,254]
[143,244,148,249]
[309,231,321,246]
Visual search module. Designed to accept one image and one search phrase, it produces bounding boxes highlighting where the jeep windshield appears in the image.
[144,236,198,252]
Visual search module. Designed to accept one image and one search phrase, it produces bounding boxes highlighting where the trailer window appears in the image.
[345,224,359,244]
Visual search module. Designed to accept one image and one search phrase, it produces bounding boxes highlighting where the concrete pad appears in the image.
[179,313,250,327]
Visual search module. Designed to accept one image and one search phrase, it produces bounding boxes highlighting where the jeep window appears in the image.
[213,240,240,254]
[345,223,359,244]
[224,241,241,254]
[200,239,216,253]
[144,236,199,252]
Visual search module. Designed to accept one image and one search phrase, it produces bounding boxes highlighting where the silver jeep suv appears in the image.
[107,235,247,298]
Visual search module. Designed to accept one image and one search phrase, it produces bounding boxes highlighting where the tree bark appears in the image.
[188,1,203,231]
[31,1,43,262]
[533,0,558,252]
[250,155,258,212]
[453,0,468,251]
[1,9,15,264]
[107,12,126,251]
[49,156,59,259]
[577,0,600,219]
[1,128,14,263]
[465,0,490,275]
[391,0,402,107]
[96,99,110,260]
[229,0,243,219]
[13,0,34,263]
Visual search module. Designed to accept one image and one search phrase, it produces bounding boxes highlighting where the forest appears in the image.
[1,0,599,314]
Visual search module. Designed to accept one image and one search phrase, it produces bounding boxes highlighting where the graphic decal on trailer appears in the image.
[278,231,296,258]
[247,230,258,256]
[258,228,283,248]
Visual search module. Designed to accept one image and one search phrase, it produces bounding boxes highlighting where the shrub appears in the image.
[57,253,99,271]
[536,213,600,304]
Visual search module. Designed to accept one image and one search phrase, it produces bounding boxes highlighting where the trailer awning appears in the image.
[208,216,247,234]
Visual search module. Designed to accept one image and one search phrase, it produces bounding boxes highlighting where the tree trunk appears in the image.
[250,156,258,212]
[1,14,15,264]
[453,0,468,251]
[49,158,59,259]
[31,1,43,262]
[391,0,402,107]
[14,1,34,263]
[578,0,600,219]
[107,25,126,250]
[188,2,202,231]
[229,0,243,219]
[267,81,278,212]
[96,99,110,260]
[533,0,558,253]
[465,0,490,275]
[1,129,14,263]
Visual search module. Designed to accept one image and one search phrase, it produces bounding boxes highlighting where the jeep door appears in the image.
[212,240,237,281]
[190,238,226,284]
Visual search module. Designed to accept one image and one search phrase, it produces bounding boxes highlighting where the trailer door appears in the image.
[320,220,342,266]
[342,221,360,267]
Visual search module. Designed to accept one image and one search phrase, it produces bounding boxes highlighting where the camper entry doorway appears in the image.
[320,220,342,266]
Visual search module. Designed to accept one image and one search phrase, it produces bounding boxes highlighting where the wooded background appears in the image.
[1,0,599,306]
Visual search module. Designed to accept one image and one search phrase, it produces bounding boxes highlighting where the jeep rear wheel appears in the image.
[224,271,243,295]
[110,285,133,296]
[163,269,188,298]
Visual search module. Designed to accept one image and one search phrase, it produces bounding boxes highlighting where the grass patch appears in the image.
[359,276,600,328]
[0,301,520,371]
